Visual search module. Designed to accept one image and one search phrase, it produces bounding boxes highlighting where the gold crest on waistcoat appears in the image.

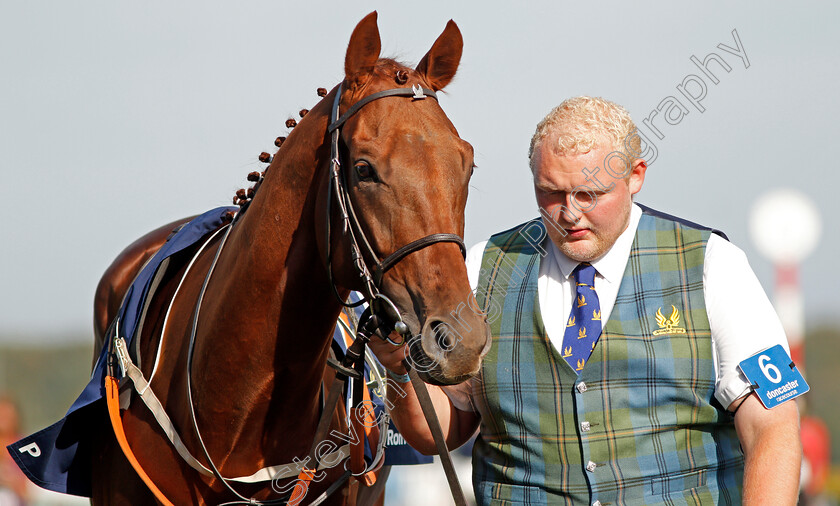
[653,305,687,335]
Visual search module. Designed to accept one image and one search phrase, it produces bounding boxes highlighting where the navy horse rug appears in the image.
[7,207,429,497]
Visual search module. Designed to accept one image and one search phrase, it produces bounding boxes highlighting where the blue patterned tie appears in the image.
[560,263,602,373]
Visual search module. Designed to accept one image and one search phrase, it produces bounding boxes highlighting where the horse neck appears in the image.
[189,93,346,437]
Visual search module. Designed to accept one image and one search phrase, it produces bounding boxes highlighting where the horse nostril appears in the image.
[432,321,451,350]
[426,318,462,353]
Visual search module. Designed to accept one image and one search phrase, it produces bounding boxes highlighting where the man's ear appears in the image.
[628,159,647,195]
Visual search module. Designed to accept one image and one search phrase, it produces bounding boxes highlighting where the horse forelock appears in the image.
[345,58,432,97]
[373,58,412,75]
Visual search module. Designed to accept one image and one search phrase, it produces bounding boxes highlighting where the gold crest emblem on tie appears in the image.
[653,305,687,335]
[577,295,586,308]
[563,346,573,358]
[567,315,576,327]
[576,359,585,371]
[578,327,587,339]
[592,309,601,321]
[591,341,596,350]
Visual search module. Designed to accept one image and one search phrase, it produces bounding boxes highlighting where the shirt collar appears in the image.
[549,203,643,283]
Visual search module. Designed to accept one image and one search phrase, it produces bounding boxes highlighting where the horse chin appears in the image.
[415,352,486,387]
[407,346,476,386]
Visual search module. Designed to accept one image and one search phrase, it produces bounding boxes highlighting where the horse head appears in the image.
[319,12,491,385]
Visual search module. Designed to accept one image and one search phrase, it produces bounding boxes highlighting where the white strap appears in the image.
[114,337,349,483]
[147,225,229,390]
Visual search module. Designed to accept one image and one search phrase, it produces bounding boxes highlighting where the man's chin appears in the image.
[558,240,602,262]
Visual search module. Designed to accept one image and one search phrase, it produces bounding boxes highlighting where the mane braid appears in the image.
[232,86,329,210]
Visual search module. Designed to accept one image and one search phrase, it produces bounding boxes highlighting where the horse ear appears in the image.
[415,20,463,91]
[345,11,381,84]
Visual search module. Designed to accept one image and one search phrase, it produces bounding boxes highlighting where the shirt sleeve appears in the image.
[440,241,488,412]
[705,233,791,408]
[464,240,488,290]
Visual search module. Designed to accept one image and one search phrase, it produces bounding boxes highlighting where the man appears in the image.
[370,96,801,505]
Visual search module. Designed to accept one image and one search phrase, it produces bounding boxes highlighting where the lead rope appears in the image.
[404,363,467,506]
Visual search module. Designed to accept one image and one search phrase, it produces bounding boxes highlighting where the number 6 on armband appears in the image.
[738,344,810,409]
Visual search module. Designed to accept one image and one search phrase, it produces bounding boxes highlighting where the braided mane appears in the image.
[227,59,416,221]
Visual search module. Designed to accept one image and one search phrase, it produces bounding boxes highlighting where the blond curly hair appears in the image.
[528,96,641,172]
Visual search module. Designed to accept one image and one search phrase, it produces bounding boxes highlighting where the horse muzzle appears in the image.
[403,314,491,386]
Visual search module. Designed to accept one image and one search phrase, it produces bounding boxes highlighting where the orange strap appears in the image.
[105,375,175,506]
[289,468,317,506]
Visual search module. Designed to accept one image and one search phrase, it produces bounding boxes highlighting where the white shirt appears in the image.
[444,204,789,411]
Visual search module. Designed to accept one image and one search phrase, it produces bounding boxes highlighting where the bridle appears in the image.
[213,82,470,504]
[323,82,467,341]
[105,82,471,506]
[318,82,469,506]
[218,82,471,504]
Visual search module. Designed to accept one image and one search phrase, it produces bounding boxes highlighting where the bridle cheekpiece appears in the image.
[323,83,467,342]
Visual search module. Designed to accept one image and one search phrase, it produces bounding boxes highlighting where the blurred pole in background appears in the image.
[749,188,821,369]
[775,263,805,367]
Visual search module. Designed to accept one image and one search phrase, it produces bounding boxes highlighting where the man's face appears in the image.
[532,139,646,262]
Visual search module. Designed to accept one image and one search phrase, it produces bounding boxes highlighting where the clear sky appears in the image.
[2,1,838,341]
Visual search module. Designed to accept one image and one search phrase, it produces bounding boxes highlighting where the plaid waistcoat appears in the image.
[471,209,744,505]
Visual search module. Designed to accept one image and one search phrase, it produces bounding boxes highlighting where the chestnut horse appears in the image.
[89,12,489,505]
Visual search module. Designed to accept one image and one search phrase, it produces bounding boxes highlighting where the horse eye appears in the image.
[354,160,375,180]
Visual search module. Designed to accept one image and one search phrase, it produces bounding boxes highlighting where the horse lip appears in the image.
[416,366,478,386]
